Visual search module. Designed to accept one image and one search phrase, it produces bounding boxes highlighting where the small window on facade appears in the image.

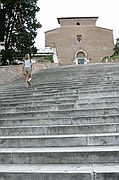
[77,22,80,25]
[77,35,82,43]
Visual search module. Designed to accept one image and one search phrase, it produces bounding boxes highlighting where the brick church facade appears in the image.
[45,17,114,65]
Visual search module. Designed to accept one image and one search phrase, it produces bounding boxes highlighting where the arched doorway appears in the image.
[75,51,87,65]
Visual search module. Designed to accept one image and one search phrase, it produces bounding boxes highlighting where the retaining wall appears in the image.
[0,61,58,85]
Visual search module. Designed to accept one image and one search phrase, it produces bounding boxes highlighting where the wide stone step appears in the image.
[1,100,119,112]
[0,123,118,136]
[1,74,119,87]
[0,163,119,180]
[0,133,119,148]
[0,108,119,119]
[0,91,78,99]
[79,96,119,103]
[79,90,119,99]
[1,82,119,96]
[1,104,119,115]
[77,101,119,109]
[0,115,119,126]
[1,96,119,109]
[1,94,118,111]
[0,93,79,103]
[0,103,75,113]
[0,146,119,164]
[0,88,119,101]
[0,98,77,108]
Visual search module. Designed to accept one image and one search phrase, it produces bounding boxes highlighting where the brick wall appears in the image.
[45,17,114,65]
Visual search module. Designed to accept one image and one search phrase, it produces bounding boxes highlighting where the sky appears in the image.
[35,0,119,49]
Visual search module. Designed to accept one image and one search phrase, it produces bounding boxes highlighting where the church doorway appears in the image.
[75,51,87,65]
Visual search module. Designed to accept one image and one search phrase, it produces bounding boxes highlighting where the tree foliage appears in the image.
[113,38,119,55]
[1,0,41,64]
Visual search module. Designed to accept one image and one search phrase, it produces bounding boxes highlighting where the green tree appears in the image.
[113,38,119,55]
[45,54,54,63]
[1,0,41,65]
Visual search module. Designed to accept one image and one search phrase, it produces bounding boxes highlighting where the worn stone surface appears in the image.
[0,63,119,179]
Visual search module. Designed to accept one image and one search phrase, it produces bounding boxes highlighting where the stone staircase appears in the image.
[0,63,119,180]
